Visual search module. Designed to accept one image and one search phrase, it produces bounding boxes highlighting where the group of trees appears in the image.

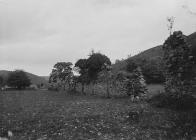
[0,70,31,90]
[115,60,147,98]
[49,51,148,98]
[49,29,195,101]
[49,52,113,96]
[148,31,196,109]
[134,58,165,84]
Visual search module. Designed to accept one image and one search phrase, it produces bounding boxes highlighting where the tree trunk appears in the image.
[82,83,85,95]
[92,82,95,95]
[106,80,110,98]
[68,83,71,91]
[63,84,66,91]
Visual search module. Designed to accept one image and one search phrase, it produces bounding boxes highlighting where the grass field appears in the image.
[0,87,195,140]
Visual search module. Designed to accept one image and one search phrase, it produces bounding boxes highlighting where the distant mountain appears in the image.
[0,70,49,86]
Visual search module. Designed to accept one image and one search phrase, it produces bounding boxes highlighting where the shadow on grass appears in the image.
[147,92,196,139]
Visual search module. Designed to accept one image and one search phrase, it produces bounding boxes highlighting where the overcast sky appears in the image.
[0,0,196,76]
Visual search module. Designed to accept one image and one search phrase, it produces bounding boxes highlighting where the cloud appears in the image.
[0,0,196,75]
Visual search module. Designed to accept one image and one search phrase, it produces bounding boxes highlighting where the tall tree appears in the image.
[0,76,4,90]
[87,52,111,94]
[75,59,89,94]
[49,62,73,90]
[163,31,194,97]
[7,70,31,89]
[99,63,113,98]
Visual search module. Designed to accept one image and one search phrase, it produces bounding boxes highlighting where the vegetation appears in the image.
[112,31,196,85]
[98,63,113,98]
[1,23,196,139]
[87,52,111,94]
[0,76,3,89]
[148,92,196,110]
[0,70,48,88]
[115,60,147,98]
[0,90,195,140]
[75,59,89,94]
[7,70,31,89]
[163,31,195,97]
[49,62,73,90]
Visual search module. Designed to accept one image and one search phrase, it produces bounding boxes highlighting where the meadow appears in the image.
[0,85,195,140]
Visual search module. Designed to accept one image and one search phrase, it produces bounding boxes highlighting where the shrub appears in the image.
[148,92,196,110]
[7,70,31,89]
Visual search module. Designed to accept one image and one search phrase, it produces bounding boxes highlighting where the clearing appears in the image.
[0,88,195,140]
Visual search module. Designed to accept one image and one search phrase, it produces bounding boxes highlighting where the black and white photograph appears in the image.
[0,0,196,139]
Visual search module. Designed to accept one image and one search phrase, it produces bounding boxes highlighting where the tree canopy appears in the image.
[7,70,31,89]
[0,76,4,88]
[87,52,111,82]
[163,31,195,96]
[49,62,73,90]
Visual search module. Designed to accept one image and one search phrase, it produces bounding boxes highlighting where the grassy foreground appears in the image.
[0,89,195,140]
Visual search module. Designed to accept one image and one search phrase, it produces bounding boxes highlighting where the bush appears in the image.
[7,70,31,89]
[148,92,196,110]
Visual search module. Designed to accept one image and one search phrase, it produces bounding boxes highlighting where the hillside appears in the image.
[132,32,196,62]
[0,70,49,86]
[131,45,163,61]
[113,32,196,83]
[114,31,196,67]
[41,76,49,82]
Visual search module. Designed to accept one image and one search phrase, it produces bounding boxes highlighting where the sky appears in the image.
[0,0,196,76]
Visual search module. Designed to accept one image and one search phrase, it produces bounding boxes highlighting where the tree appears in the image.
[167,16,175,35]
[7,70,31,89]
[98,63,113,98]
[49,62,73,91]
[163,31,194,97]
[115,60,147,98]
[0,76,4,90]
[126,59,138,72]
[87,52,111,94]
[139,58,165,84]
[75,59,89,94]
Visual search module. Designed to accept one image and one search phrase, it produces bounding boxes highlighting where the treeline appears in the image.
[49,51,147,99]
[49,30,196,107]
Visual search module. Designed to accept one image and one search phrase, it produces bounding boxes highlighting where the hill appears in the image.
[0,70,49,87]
[41,76,49,82]
[113,32,196,83]
[131,32,196,62]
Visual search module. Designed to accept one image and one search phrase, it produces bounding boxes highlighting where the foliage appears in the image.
[69,75,79,91]
[0,76,3,88]
[98,63,113,98]
[75,59,89,94]
[163,31,195,97]
[86,52,111,94]
[136,58,165,84]
[87,52,111,82]
[7,70,31,89]
[126,59,138,73]
[167,16,175,35]
[115,61,147,98]
[49,62,73,90]
[148,92,196,110]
